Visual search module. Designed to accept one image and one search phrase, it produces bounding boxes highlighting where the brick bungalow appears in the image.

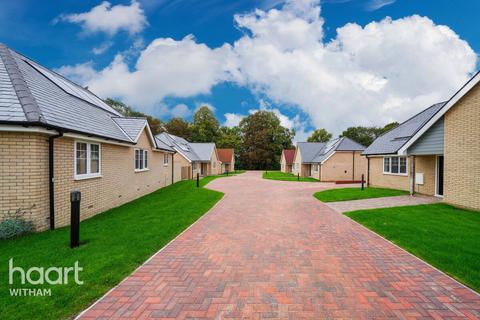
[280,149,295,173]
[292,137,367,182]
[363,71,480,211]
[0,44,177,231]
[217,148,235,173]
[155,133,221,180]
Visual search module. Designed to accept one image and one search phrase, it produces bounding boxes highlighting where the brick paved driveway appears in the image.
[325,195,441,213]
[78,171,480,319]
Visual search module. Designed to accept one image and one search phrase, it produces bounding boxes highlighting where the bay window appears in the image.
[75,141,101,179]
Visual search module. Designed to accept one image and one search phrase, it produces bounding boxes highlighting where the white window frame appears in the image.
[383,156,408,176]
[135,148,149,172]
[163,153,169,166]
[74,140,101,180]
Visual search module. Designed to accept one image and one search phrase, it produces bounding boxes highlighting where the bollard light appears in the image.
[70,190,81,248]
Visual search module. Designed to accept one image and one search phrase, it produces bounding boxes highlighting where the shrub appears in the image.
[0,208,34,240]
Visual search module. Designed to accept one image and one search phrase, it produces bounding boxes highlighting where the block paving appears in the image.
[78,171,480,319]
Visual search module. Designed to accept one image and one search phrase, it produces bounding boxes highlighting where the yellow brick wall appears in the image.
[292,150,302,176]
[367,156,410,191]
[53,130,174,228]
[321,151,366,182]
[1,129,175,231]
[414,155,436,196]
[444,82,480,211]
[174,153,190,181]
[0,132,49,230]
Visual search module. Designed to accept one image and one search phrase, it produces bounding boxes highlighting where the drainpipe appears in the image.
[49,131,63,230]
[409,155,416,196]
[171,153,174,185]
[366,157,370,187]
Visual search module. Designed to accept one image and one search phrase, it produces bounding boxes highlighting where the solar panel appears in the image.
[26,60,122,116]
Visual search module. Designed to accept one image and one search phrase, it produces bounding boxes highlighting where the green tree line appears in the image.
[106,98,397,170]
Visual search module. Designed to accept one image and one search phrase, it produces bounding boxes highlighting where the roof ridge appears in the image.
[0,44,44,123]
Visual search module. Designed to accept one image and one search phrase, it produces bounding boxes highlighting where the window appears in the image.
[192,162,196,170]
[383,156,407,175]
[399,157,407,174]
[75,141,101,179]
[163,153,169,166]
[383,157,390,173]
[135,149,148,171]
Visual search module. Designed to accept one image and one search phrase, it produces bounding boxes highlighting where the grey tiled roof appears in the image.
[0,43,172,152]
[112,117,147,141]
[155,133,215,162]
[0,50,25,121]
[297,142,326,163]
[298,137,366,163]
[363,102,446,155]
[189,143,216,162]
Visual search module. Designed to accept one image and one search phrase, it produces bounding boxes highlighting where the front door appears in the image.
[436,155,444,196]
[201,163,206,176]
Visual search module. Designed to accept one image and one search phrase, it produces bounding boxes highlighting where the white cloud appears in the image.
[81,35,234,108]
[170,103,192,118]
[60,0,477,135]
[224,113,244,127]
[92,41,113,55]
[55,62,98,85]
[365,0,396,11]
[195,102,216,112]
[56,1,148,36]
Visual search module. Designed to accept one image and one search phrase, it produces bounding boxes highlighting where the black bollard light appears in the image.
[196,172,200,188]
[226,170,229,176]
[70,190,81,248]
[297,173,300,181]
[361,174,365,190]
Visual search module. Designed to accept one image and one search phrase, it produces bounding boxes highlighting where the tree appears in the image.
[378,122,399,135]
[165,118,191,140]
[217,126,242,152]
[307,128,332,142]
[105,98,165,135]
[190,106,219,142]
[340,122,400,147]
[239,110,294,170]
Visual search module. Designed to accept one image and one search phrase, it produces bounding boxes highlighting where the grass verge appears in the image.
[345,203,480,292]
[314,187,408,202]
[263,171,318,182]
[0,179,224,320]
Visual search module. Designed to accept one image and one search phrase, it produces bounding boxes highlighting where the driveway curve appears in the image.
[78,171,480,319]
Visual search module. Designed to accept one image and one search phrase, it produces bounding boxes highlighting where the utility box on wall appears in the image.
[415,173,424,185]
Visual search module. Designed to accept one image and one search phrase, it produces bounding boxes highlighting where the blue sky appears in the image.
[1,0,478,140]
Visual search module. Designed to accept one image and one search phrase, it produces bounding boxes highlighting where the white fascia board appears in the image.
[398,71,480,155]
[0,124,57,135]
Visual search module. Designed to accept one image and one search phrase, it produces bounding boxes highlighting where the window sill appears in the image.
[383,172,408,176]
[163,164,169,167]
[135,168,150,173]
[74,174,102,181]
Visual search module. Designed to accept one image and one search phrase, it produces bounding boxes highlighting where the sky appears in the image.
[0,0,478,141]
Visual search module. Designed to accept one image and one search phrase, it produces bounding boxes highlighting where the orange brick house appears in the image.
[217,148,235,173]
[363,71,480,211]
[280,149,295,173]
[0,44,176,231]
[292,137,367,182]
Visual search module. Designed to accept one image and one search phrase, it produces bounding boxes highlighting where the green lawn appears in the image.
[263,171,318,182]
[345,204,480,292]
[314,187,408,202]
[0,179,224,320]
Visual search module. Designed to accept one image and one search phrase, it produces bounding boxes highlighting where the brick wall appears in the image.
[53,130,173,228]
[1,129,175,231]
[0,132,49,230]
[367,156,410,191]
[414,155,436,196]
[444,83,480,211]
[321,151,366,182]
